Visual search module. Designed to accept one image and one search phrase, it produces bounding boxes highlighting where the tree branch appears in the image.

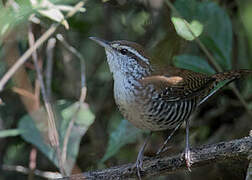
[60,136,252,180]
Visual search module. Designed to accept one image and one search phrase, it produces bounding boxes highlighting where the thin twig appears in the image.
[45,38,56,100]
[165,0,252,115]
[34,79,41,108]
[0,1,86,92]
[61,88,87,165]
[2,164,62,179]
[28,148,37,180]
[56,34,86,66]
[0,24,58,91]
[28,24,64,175]
[56,34,87,166]
[60,136,252,180]
[12,87,36,100]
[27,24,57,145]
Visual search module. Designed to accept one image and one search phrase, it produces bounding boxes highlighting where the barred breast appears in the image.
[141,94,197,131]
[114,75,198,131]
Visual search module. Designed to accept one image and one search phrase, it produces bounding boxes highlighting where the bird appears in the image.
[90,36,252,179]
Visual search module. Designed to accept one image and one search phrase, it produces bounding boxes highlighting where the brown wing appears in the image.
[140,67,216,101]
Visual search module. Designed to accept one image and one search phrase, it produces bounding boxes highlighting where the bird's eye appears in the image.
[120,48,127,55]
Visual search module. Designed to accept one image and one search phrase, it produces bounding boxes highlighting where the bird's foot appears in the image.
[134,132,152,180]
[135,154,144,180]
[185,149,192,171]
[180,148,193,171]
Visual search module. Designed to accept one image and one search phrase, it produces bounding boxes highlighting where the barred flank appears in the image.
[212,69,252,83]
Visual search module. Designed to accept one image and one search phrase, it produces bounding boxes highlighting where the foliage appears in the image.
[172,0,233,71]
[174,55,215,74]
[171,17,203,41]
[101,119,143,163]
[18,100,94,175]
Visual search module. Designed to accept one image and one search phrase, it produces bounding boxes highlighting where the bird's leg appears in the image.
[136,132,152,180]
[184,117,192,171]
[156,123,182,155]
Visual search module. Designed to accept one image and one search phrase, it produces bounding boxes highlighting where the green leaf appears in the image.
[0,1,34,36]
[174,0,233,70]
[18,109,56,167]
[198,3,232,70]
[101,119,142,162]
[240,2,252,60]
[61,102,95,127]
[18,100,95,175]
[201,36,227,65]
[243,77,252,98]
[121,10,150,35]
[0,129,22,138]
[3,143,27,165]
[173,55,215,74]
[171,17,203,41]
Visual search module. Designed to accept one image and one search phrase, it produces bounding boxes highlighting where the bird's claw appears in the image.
[135,157,144,180]
[185,150,192,171]
[180,148,193,171]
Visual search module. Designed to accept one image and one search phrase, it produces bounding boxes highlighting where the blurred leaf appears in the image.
[3,143,26,165]
[30,0,69,29]
[174,0,232,70]
[101,119,142,162]
[243,77,252,98]
[198,2,232,70]
[18,100,95,175]
[0,1,34,36]
[18,110,55,166]
[61,101,95,135]
[171,17,203,41]
[0,60,6,77]
[55,5,86,13]
[173,55,215,74]
[248,101,252,110]
[121,10,150,35]
[201,36,227,64]
[0,129,22,138]
[174,0,198,20]
[240,1,252,53]
[131,11,150,34]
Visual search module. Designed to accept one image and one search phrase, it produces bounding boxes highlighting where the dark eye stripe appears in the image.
[120,49,127,55]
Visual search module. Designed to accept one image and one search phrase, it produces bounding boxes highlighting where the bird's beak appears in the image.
[89,37,111,50]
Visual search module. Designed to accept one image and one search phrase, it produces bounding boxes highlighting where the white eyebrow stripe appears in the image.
[120,45,150,65]
[111,43,120,48]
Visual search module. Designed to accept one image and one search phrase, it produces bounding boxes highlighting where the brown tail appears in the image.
[212,69,252,83]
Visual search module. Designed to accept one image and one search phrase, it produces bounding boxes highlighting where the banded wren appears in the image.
[90,37,252,178]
